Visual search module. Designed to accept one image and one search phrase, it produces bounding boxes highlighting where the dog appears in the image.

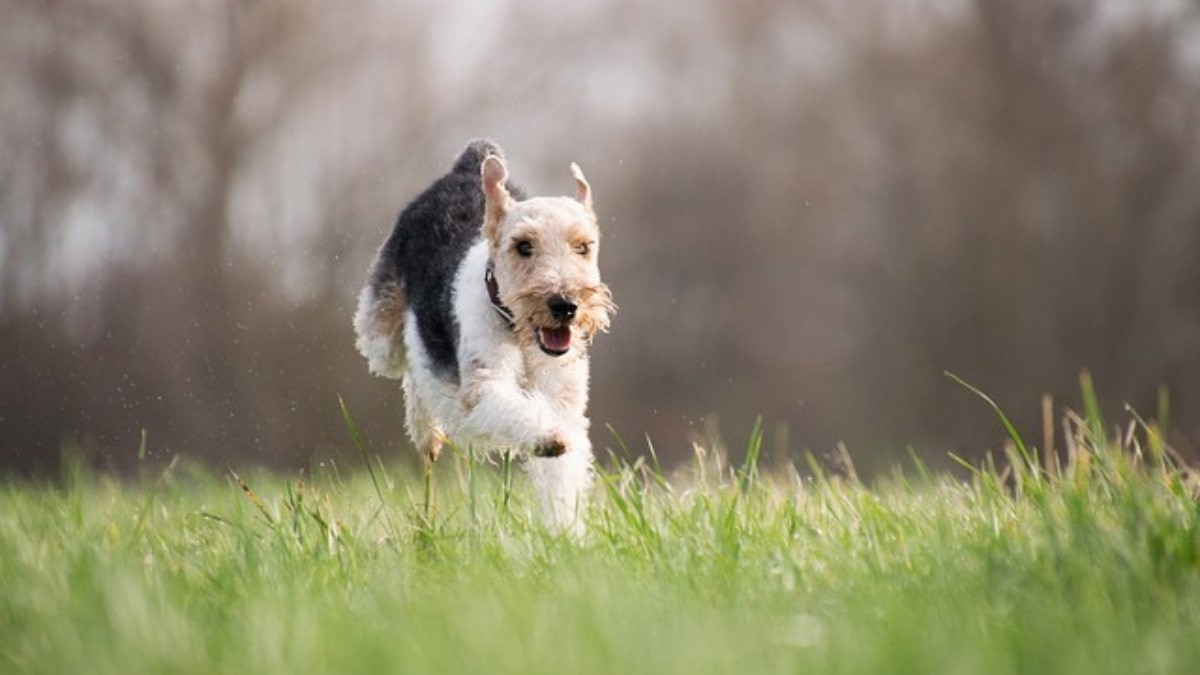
[354,140,614,533]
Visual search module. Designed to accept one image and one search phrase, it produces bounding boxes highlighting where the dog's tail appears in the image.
[452,138,505,175]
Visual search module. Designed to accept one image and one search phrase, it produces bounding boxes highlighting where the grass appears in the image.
[1,394,1199,674]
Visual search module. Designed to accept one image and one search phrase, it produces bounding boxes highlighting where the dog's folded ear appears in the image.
[482,155,511,245]
[570,162,592,211]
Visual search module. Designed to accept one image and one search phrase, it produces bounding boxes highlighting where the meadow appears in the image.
[1,387,1198,674]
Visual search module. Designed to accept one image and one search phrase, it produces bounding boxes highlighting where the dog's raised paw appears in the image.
[533,437,567,458]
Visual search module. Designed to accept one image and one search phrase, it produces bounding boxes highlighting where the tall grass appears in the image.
[0,391,1197,674]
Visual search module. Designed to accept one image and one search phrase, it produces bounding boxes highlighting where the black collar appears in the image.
[485,260,516,330]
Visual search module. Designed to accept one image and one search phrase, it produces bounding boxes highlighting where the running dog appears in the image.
[354,140,614,533]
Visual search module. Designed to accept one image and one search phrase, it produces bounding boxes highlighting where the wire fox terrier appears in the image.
[354,140,614,533]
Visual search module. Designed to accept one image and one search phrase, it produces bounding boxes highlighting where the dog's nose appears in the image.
[548,296,577,321]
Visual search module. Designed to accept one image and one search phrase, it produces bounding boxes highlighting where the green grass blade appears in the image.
[737,416,764,494]
[337,394,400,545]
[945,371,1036,473]
[1079,369,1106,440]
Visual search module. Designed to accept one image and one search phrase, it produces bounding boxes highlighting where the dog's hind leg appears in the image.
[402,372,445,462]
[403,372,445,520]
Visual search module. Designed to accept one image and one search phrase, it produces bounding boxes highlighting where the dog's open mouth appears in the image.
[537,326,572,356]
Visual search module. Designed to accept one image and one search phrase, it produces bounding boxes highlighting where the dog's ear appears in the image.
[482,155,511,245]
[570,163,592,211]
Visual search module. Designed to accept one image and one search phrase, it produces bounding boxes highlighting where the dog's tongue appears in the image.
[540,326,572,354]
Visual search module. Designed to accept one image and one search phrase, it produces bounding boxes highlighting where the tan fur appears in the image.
[365,281,407,343]
[353,279,408,378]
[481,155,511,247]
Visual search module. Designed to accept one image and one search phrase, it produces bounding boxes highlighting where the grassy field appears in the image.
[1,396,1198,674]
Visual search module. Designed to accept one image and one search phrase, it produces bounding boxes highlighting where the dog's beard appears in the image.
[509,283,615,357]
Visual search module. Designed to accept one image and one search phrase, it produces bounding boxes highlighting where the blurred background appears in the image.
[2,0,1199,478]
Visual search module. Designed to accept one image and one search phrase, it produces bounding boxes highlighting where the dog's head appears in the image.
[481,154,614,357]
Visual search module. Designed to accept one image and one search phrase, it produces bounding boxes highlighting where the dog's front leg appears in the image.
[458,375,570,457]
[460,374,593,535]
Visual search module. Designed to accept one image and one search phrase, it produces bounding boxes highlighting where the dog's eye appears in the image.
[575,242,590,256]
[515,241,534,257]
